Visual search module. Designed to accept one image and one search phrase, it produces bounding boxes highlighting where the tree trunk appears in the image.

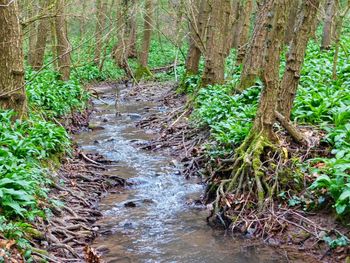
[113,0,133,78]
[236,0,275,91]
[202,0,232,86]
[231,0,241,49]
[185,0,205,75]
[185,37,202,75]
[0,0,27,117]
[136,0,153,79]
[236,0,254,64]
[128,0,138,58]
[284,0,301,44]
[27,5,38,68]
[79,0,87,38]
[94,0,108,64]
[321,0,337,50]
[251,0,290,141]
[278,0,321,120]
[50,18,58,70]
[54,0,71,81]
[211,0,292,210]
[32,0,51,71]
[331,1,350,79]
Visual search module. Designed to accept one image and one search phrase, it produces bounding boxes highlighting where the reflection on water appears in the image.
[75,85,287,263]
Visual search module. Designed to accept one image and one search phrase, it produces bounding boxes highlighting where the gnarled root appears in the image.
[208,132,286,224]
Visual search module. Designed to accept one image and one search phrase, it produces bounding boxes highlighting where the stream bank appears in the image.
[73,81,325,263]
[129,82,350,263]
[30,108,125,262]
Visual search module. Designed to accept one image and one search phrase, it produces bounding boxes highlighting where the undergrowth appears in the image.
[1,70,89,259]
[185,38,350,218]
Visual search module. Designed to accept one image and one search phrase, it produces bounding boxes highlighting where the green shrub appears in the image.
[193,84,260,149]
[0,110,69,219]
[26,69,89,117]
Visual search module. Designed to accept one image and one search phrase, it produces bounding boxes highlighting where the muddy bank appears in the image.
[34,149,124,262]
[0,96,126,262]
[129,82,350,263]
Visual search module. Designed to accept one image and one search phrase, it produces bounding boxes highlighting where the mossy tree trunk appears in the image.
[278,0,321,120]
[136,0,153,80]
[201,0,232,86]
[54,0,71,81]
[213,0,290,210]
[79,0,87,38]
[0,0,27,118]
[249,0,290,142]
[32,0,51,71]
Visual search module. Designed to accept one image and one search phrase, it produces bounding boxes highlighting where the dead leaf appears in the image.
[84,245,102,263]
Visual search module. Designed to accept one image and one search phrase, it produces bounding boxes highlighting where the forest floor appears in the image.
[4,81,347,262]
[1,102,126,263]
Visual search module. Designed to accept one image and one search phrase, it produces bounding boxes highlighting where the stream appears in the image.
[75,84,288,263]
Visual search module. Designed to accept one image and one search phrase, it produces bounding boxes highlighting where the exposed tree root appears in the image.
[23,149,126,262]
[209,132,280,216]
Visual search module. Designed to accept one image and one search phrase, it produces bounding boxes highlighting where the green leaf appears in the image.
[336,203,347,215]
[338,189,350,201]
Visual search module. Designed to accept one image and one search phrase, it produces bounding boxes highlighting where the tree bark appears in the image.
[136,0,153,79]
[128,0,138,58]
[236,0,253,64]
[79,0,87,38]
[321,0,337,50]
[284,0,301,44]
[231,0,241,49]
[202,0,232,86]
[251,0,290,141]
[331,1,350,79]
[94,0,108,64]
[0,0,27,117]
[27,4,38,68]
[32,0,51,71]
[236,0,275,91]
[113,0,133,78]
[278,0,321,120]
[50,17,58,70]
[54,0,71,81]
[184,0,208,75]
[216,0,294,208]
[140,0,153,67]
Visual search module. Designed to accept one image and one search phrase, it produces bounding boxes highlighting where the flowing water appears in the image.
[75,84,288,263]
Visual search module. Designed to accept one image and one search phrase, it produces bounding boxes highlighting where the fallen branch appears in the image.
[275,111,309,145]
[80,152,103,166]
[150,63,184,74]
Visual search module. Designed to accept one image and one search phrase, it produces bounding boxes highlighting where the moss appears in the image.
[135,65,153,81]
[215,129,281,209]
